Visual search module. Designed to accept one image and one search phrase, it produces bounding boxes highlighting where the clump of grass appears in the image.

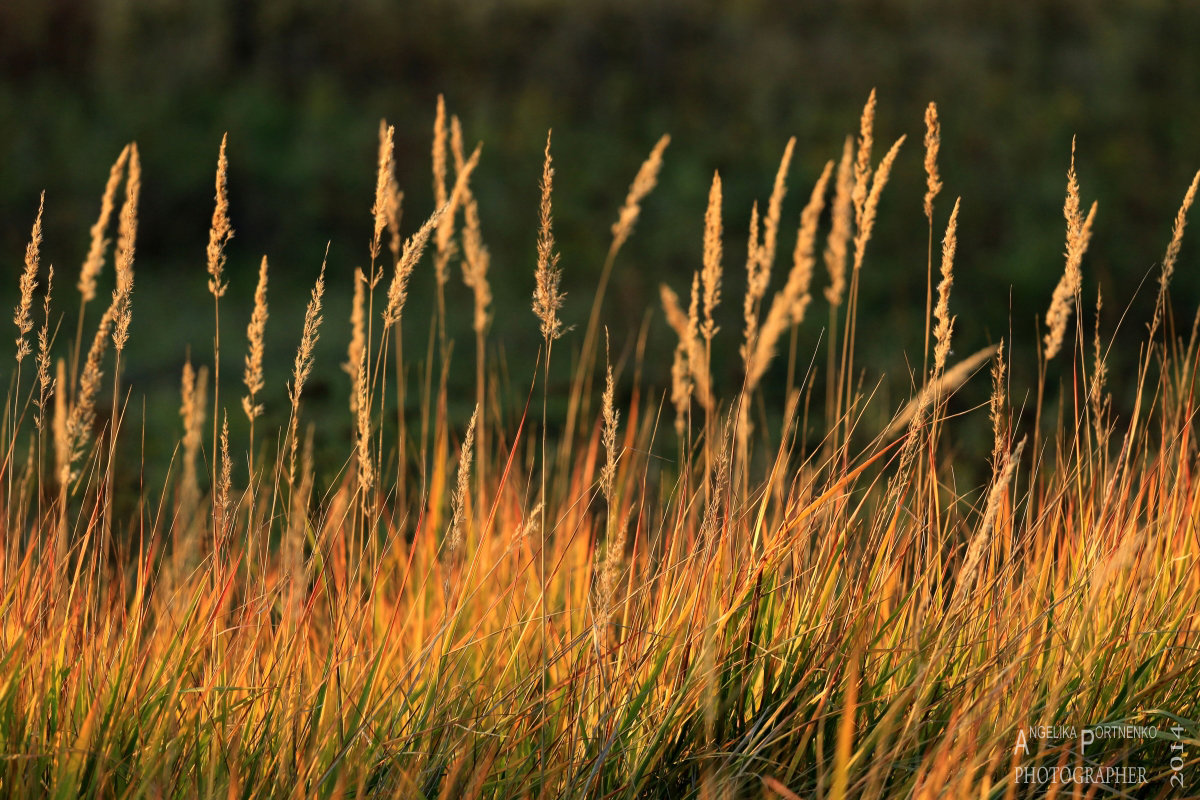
[0,95,1197,800]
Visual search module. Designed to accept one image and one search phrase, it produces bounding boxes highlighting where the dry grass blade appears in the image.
[950,437,1025,610]
[885,344,1001,438]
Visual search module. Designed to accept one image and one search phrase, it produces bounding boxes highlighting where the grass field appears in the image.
[0,93,1197,798]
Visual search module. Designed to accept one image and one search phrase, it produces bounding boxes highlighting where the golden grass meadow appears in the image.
[1,92,1198,798]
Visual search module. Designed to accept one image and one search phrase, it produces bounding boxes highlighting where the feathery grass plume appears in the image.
[741,202,766,358]
[461,195,492,334]
[242,256,268,422]
[851,135,906,274]
[759,137,796,274]
[34,266,55,430]
[748,161,834,390]
[290,262,326,405]
[446,405,477,555]
[824,138,855,307]
[932,198,961,372]
[350,271,373,496]
[176,360,208,581]
[600,332,619,498]
[533,131,564,342]
[950,437,1025,610]
[1151,169,1200,336]
[1044,139,1098,360]
[288,258,326,484]
[597,331,626,623]
[63,304,115,477]
[701,172,723,341]
[111,145,141,352]
[383,207,444,327]
[371,123,396,267]
[14,192,44,363]
[452,120,492,334]
[989,340,1007,472]
[180,361,207,496]
[852,89,877,227]
[206,135,233,299]
[378,119,404,263]
[432,97,454,287]
[923,103,942,221]
[78,145,130,303]
[216,411,231,538]
[660,282,713,411]
[884,344,1000,438]
[670,344,691,435]
[344,268,366,413]
[660,283,690,342]
[610,134,670,258]
[788,164,835,323]
[437,139,483,289]
[433,95,448,210]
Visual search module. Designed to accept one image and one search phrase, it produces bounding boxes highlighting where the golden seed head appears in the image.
[206,134,233,299]
[14,191,44,363]
[923,102,943,221]
[852,134,906,275]
[701,171,723,341]
[852,88,877,227]
[610,134,670,257]
[242,256,269,421]
[112,144,141,352]
[759,137,796,275]
[824,137,855,308]
[533,131,565,343]
[384,206,444,327]
[748,161,834,391]
[79,145,130,303]
[1044,141,1097,360]
[447,405,478,555]
[932,197,961,373]
[371,123,396,265]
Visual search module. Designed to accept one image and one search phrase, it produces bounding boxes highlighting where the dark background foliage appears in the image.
[2,0,1198,474]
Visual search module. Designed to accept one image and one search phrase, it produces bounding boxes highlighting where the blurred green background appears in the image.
[2,0,1199,478]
